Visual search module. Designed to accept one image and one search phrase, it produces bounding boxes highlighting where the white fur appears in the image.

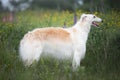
[19,14,102,70]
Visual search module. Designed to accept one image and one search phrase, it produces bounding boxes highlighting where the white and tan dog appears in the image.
[19,14,102,70]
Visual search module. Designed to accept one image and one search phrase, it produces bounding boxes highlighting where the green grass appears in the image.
[0,10,120,80]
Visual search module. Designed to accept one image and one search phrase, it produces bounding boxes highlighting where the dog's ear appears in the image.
[81,14,87,22]
[82,16,87,22]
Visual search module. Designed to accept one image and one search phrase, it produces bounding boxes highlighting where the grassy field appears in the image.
[0,10,120,80]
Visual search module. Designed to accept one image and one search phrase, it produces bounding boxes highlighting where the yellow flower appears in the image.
[94,12,98,15]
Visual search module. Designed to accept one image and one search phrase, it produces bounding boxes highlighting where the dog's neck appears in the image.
[71,21,91,43]
[73,21,91,33]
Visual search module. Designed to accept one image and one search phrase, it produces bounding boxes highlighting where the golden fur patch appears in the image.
[24,28,71,42]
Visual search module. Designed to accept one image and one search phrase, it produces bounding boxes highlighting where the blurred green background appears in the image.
[0,0,120,80]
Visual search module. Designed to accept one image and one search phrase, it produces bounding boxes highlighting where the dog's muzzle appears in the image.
[92,18,103,27]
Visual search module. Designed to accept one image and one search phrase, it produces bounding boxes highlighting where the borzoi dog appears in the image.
[19,14,102,70]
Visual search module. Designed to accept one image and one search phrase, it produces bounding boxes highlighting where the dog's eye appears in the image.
[93,16,96,18]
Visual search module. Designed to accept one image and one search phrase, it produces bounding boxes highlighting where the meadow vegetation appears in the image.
[0,10,120,80]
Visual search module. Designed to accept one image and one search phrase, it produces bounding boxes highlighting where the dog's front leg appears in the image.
[72,50,81,71]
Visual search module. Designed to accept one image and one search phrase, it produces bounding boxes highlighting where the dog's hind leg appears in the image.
[28,41,43,66]
[20,39,43,66]
[34,44,43,62]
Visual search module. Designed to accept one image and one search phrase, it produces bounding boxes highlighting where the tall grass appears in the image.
[0,10,120,80]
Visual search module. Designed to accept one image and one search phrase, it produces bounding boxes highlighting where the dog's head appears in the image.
[80,14,103,27]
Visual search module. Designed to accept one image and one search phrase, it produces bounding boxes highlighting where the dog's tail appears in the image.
[19,33,42,66]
